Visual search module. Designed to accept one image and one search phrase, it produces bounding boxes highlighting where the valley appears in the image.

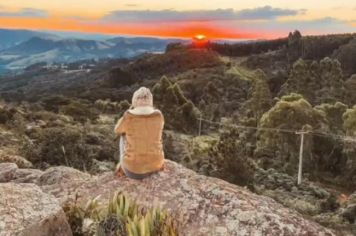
[0,29,187,72]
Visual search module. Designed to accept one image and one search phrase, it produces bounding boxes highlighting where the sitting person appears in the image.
[114,87,164,179]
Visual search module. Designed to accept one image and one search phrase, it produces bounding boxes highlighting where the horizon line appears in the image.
[1,26,355,42]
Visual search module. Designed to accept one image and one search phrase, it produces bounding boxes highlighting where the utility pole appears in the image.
[198,114,202,136]
[296,130,309,185]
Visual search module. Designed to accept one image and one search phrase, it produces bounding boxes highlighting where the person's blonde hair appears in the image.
[132,87,153,108]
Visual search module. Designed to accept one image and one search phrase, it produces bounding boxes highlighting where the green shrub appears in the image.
[22,125,118,171]
[343,105,356,136]
[95,99,131,115]
[41,95,71,112]
[117,100,131,117]
[256,94,330,174]
[285,198,320,216]
[345,74,356,106]
[7,112,27,134]
[22,127,92,170]
[61,101,99,123]
[0,108,12,124]
[320,195,340,213]
[210,127,256,186]
[342,106,356,187]
[109,67,137,87]
[315,102,348,133]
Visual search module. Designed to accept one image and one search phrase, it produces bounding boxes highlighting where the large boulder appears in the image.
[40,160,335,236]
[0,153,33,168]
[38,165,92,205]
[0,183,72,236]
[0,163,18,182]
[0,162,42,183]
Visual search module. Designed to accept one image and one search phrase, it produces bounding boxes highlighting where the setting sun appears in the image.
[194,34,207,40]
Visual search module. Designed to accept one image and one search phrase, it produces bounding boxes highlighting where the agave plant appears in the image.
[127,215,149,236]
[84,195,103,221]
[126,208,178,236]
[64,191,179,236]
[107,192,139,219]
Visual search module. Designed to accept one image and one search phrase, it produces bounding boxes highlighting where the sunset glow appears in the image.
[0,1,355,39]
[194,34,206,40]
[0,17,259,39]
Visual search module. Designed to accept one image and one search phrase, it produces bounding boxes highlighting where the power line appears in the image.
[92,116,356,143]
[199,118,296,134]
[198,117,356,143]
[197,116,356,185]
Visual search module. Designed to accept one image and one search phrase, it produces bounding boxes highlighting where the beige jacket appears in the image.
[115,107,164,174]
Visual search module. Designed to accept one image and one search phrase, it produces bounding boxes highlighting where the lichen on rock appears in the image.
[1,160,337,236]
[0,183,72,236]
[40,160,335,236]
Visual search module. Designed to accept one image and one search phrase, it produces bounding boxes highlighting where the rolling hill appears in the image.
[0,30,187,72]
[0,29,55,51]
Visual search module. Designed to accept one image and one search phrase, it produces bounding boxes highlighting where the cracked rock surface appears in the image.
[0,160,336,236]
[0,183,72,236]
[40,160,335,236]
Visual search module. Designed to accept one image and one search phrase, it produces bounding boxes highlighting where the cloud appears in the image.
[237,6,306,20]
[125,4,139,7]
[220,17,355,39]
[102,6,304,23]
[278,17,354,32]
[0,8,48,18]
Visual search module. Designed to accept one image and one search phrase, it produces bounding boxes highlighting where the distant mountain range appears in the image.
[0,29,56,51]
[0,29,187,72]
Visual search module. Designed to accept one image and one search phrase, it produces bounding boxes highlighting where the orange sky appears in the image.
[0,17,262,39]
[0,1,355,39]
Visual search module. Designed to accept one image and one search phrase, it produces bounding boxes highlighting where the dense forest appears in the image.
[1,31,356,235]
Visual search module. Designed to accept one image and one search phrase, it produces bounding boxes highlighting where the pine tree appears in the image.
[280,58,345,105]
[248,70,272,120]
[287,30,302,63]
[152,76,200,133]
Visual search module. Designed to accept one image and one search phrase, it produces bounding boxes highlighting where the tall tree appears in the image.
[287,30,302,63]
[247,69,273,120]
[280,58,345,105]
[152,76,200,133]
[345,74,356,106]
[342,106,356,186]
[256,93,329,174]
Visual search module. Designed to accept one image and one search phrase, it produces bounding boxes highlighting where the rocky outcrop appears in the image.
[0,153,33,168]
[39,161,334,236]
[0,183,72,236]
[0,163,18,182]
[0,162,42,183]
[1,160,336,236]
